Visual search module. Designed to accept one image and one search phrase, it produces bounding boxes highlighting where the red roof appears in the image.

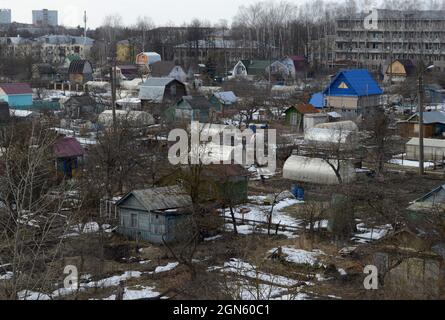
[0,83,33,95]
[54,137,85,158]
[295,103,319,114]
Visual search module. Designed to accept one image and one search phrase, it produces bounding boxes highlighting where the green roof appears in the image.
[67,54,81,62]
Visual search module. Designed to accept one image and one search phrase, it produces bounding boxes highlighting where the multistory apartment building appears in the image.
[0,35,94,64]
[334,9,445,72]
[0,9,11,24]
[36,35,94,64]
[32,9,58,27]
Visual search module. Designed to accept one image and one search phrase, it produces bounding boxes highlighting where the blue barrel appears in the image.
[249,125,257,133]
[291,184,299,198]
[297,187,305,201]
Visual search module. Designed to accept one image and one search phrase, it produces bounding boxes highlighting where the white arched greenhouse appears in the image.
[315,120,359,132]
[304,127,355,145]
[282,155,356,185]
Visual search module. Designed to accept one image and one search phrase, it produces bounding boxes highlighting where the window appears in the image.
[170,84,177,96]
[131,213,137,228]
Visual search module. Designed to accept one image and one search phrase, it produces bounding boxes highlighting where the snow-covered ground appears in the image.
[222,195,303,238]
[100,285,162,300]
[268,247,325,267]
[209,258,311,300]
[61,222,114,238]
[151,262,179,274]
[351,223,392,243]
[389,158,435,168]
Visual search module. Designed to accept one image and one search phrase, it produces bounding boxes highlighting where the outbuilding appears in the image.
[116,185,192,243]
[406,138,445,162]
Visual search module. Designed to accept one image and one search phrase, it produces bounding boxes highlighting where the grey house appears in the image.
[116,185,192,244]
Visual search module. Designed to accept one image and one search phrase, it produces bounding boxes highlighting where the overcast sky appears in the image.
[0,0,291,28]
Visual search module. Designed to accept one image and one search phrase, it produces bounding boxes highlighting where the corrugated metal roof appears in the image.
[214,91,237,104]
[295,103,319,114]
[0,83,32,95]
[407,111,445,124]
[141,77,176,87]
[68,60,92,74]
[309,92,324,109]
[118,185,192,212]
[323,69,383,97]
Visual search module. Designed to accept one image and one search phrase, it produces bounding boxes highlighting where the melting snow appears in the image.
[151,262,179,274]
[268,246,324,266]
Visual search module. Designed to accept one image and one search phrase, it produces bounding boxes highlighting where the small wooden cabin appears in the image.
[116,185,192,243]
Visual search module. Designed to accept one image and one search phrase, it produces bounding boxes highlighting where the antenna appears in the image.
[83,10,87,44]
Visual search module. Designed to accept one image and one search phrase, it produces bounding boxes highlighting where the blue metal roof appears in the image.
[309,92,324,109]
[323,69,383,97]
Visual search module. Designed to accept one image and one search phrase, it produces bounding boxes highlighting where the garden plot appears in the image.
[17,259,177,300]
[208,258,311,300]
[351,223,393,243]
[222,195,303,238]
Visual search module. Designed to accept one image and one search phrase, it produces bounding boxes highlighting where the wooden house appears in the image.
[385,59,415,83]
[284,103,319,130]
[209,91,238,116]
[53,137,85,178]
[32,63,57,83]
[116,185,192,243]
[139,77,186,104]
[68,60,93,85]
[201,164,250,205]
[166,95,214,123]
[397,111,445,138]
[150,61,187,83]
[323,69,383,119]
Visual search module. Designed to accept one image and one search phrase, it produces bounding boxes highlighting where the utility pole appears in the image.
[418,72,424,175]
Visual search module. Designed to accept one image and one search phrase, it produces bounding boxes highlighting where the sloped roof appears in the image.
[182,96,212,111]
[150,61,176,77]
[397,59,415,75]
[141,77,176,87]
[54,137,85,158]
[68,60,92,74]
[407,111,445,124]
[139,77,179,102]
[213,91,237,104]
[309,92,324,109]
[295,103,319,114]
[203,164,250,177]
[117,185,192,212]
[0,83,33,95]
[323,69,383,97]
[36,35,94,46]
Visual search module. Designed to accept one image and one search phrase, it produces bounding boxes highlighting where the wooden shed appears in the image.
[116,185,192,244]
[284,103,319,130]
